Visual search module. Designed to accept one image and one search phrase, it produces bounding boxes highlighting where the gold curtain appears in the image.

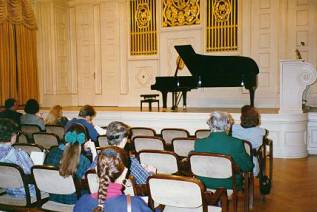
[0,21,18,104]
[0,0,38,105]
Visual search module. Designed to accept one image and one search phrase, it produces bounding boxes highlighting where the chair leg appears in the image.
[149,102,152,111]
[232,194,238,212]
[140,101,143,111]
[249,174,254,209]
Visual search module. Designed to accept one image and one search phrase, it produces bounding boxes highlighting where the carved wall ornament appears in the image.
[162,0,200,27]
[212,0,232,22]
[135,3,152,29]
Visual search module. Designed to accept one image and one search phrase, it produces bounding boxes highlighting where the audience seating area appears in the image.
[0,123,273,212]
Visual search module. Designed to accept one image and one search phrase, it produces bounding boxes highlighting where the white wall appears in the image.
[35,0,317,108]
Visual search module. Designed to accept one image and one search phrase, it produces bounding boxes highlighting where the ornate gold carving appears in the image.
[212,0,232,22]
[162,0,200,27]
[130,0,157,56]
[206,0,238,52]
[135,3,151,29]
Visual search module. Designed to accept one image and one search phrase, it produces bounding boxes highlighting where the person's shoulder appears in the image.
[232,124,241,130]
[74,194,96,212]
[14,147,32,160]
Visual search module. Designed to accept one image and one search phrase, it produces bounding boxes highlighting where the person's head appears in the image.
[45,105,63,125]
[59,124,88,177]
[24,99,40,114]
[94,148,126,212]
[0,118,19,144]
[106,121,129,148]
[240,105,260,128]
[78,105,96,122]
[207,111,232,133]
[4,98,18,111]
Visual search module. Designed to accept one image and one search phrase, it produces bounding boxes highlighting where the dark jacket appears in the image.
[0,109,22,126]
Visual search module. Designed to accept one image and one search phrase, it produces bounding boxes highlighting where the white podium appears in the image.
[280,60,317,114]
[276,60,317,158]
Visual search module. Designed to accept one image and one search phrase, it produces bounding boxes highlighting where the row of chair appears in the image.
[86,148,250,212]
[20,124,65,140]
[17,132,60,150]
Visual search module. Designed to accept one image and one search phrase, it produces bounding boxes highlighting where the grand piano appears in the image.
[151,45,259,109]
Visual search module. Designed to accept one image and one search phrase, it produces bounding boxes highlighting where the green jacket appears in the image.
[194,132,254,189]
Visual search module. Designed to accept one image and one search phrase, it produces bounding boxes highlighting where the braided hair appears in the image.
[93,150,125,212]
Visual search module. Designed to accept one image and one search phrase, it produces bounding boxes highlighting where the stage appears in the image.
[40,106,317,158]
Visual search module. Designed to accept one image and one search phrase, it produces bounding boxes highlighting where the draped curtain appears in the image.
[0,0,38,105]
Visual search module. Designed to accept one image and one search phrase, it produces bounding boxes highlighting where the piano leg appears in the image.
[162,91,168,109]
[249,88,255,107]
[172,92,176,110]
[182,91,187,110]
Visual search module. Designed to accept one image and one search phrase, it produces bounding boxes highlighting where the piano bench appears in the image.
[140,94,159,112]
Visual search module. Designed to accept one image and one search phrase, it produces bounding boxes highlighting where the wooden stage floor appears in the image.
[41,106,280,114]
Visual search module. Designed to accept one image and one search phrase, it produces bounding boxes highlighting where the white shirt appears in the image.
[232,124,266,149]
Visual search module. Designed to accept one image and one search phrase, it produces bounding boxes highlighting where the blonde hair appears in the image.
[93,150,125,212]
[59,124,87,177]
[59,143,81,177]
[45,105,63,125]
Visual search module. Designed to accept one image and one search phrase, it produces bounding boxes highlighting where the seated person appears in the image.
[0,118,35,197]
[74,148,151,212]
[194,111,254,189]
[87,121,152,185]
[0,98,22,126]
[44,123,92,204]
[232,105,266,176]
[45,105,68,127]
[20,99,45,130]
[65,105,99,142]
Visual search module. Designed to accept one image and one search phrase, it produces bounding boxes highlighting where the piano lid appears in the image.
[174,45,259,78]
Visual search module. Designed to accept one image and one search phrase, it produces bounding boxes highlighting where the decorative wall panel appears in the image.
[135,66,155,88]
[206,0,238,52]
[162,0,200,27]
[130,0,157,56]
[55,5,70,94]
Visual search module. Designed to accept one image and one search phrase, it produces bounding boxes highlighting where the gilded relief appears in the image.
[130,0,157,56]
[162,0,200,27]
[206,0,238,52]
[213,0,231,22]
[136,3,151,28]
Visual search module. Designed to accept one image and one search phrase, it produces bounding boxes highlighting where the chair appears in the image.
[13,143,44,156]
[32,165,79,212]
[132,136,165,153]
[242,140,254,209]
[140,94,160,111]
[0,162,38,208]
[137,150,179,175]
[45,125,65,140]
[189,152,250,212]
[172,137,196,157]
[33,133,60,150]
[16,132,29,144]
[161,128,190,145]
[262,132,273,182]
[21,124,42,141]
[130,127,156,140]
[97,135,109,147]
[147,174,226,212]
[195,129,211,139]
[86,170,99,194]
